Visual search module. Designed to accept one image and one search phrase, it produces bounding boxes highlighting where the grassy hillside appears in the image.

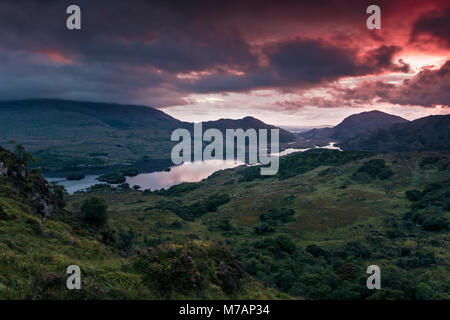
[0,146,288,299]
[67,149,450,299]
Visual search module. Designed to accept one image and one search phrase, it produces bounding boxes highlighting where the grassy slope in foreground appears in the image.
[67,150,450,299]
[0,146,288,299]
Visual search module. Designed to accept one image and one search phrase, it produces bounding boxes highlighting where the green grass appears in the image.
[2,147,449,299]
[65,150,450,299]
[0,146,285,299]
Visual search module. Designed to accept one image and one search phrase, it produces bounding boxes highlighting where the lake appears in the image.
[46,142,341,194]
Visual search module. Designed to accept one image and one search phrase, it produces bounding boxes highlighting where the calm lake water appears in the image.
[46,142,341,194]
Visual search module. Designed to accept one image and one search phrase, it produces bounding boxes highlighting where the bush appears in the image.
[153,194,231,221]
[217,219,233,231]
[305,244,330,259]
[260,208,295,225]
[133,242,245,297]
[422,217,448,231]
[275,235,296,254]
[0,204,8,221]
[26,217,43,234]
[254,223,275,235]
[419,156,440,169]
[341,241,371,259]
[405,190,422,201]
[355,159,393,180]
[117,226,137,255]
[80,197,108,228]
[32,272,66,299]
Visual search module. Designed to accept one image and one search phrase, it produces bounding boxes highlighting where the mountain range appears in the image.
[0,99,295,171]
[300,110,409,141]
[339,114,450,152]
[0,99,449,171]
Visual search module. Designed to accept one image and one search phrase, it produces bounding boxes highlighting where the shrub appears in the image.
[355,159,393,180]
[306,244,330,259]
[254,223,275,235]
[26,217,44,235]
[153,194,230,221]
[80,197,108,228]
[422,217,448,231]
[217,219,233,231]
[32,272,66,299]
[341,241,371,259]
[260,208,295,225]
[133,242,244,297]
[275,235,296,254]
[405,190,422,201]
[0,204,8,221]
[419,156,440,169]
[117,226,137,255]
[100,224,116,245]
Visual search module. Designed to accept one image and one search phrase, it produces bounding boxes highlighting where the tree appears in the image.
[117,226,137,255]
[8,141,35,165]
[80,197,108,228]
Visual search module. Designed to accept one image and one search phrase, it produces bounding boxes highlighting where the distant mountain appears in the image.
[0,99,293,171]
[301,110,409,141]
[280,125,332,134]
[339,114,450,152]
[202,116,296,143]
[0,99,184,170]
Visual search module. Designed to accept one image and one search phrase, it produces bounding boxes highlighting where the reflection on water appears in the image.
[126,160,243,191]
[274,142,341,156]
[322,142,342,150]
[45,142,341,194]
[46,160,243,194]
[46,175,104,194]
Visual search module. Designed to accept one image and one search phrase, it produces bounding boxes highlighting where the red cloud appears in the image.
[342,61,450,108]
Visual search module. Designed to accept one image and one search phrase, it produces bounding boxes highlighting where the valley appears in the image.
[64,149,450,299]
[0,99,449,300]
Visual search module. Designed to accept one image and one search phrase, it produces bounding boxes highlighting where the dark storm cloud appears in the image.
[265,41,410,84]
[0,0,444,106]
[181,40,410,93]
[0,0,261,105]
[411,7,450,47]
[0,0,258,72]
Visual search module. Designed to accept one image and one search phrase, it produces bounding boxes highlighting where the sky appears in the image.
[0,0,449,126]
